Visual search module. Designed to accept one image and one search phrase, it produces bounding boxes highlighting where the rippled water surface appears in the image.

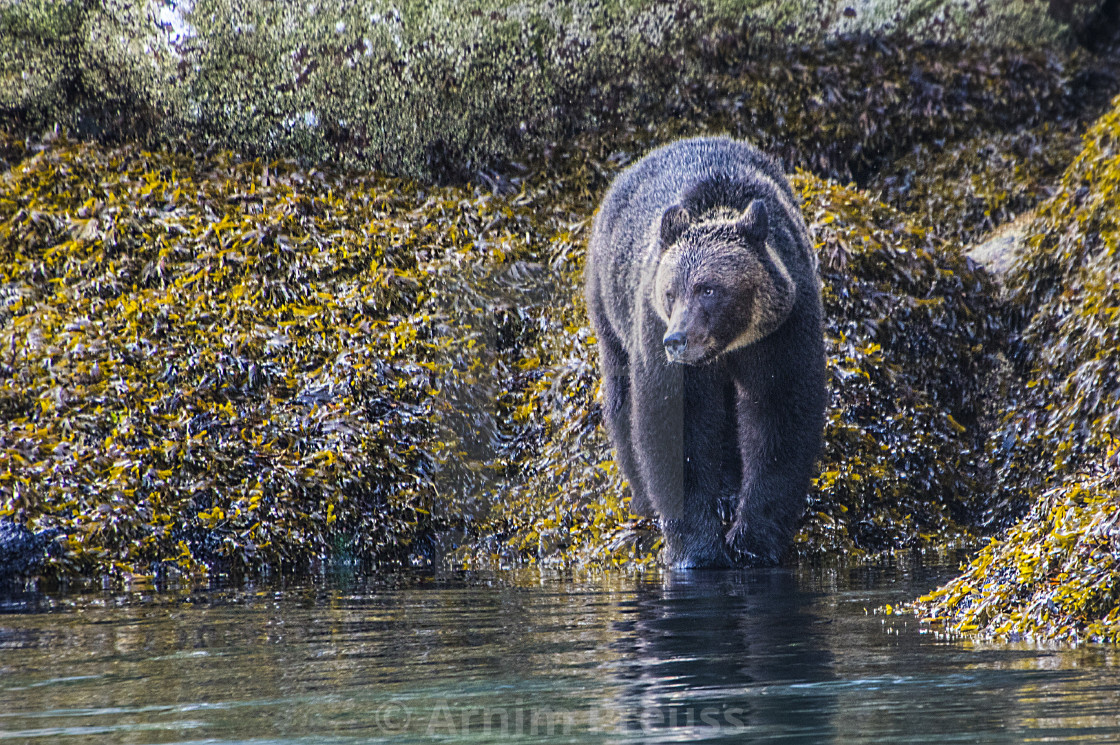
[1,560,1118,744]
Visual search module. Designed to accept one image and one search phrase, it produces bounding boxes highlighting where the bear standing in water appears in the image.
[584,137,826,568]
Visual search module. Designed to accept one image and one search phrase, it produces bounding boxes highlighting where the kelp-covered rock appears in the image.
[0,132,589,579]
[999,97,1120,496]
[918,474,1120,644]
[649,39,1110,186]
[2,23,1116,583]
[915,94,1120,642]
[868,125,1083,245]
[459,223,661,569]
[794,174,1002,558]
[467,172,1004,567]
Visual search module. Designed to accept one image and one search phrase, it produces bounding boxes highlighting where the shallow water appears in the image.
[1,559,1118,744]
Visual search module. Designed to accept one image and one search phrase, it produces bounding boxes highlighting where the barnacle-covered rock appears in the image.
[965,215,1034,277]
[1,1,1113,181]
[752,0,1107,46]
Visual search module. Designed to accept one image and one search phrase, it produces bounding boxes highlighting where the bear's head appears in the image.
[653,199,797,365]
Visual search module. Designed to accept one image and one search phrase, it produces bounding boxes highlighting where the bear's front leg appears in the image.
[726,387,816,565]
[631,359,730,568]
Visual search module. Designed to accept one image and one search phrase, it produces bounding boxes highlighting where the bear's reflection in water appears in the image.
[608,569,836,743]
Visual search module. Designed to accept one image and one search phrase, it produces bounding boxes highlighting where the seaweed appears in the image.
[918,474,1120,644]
[0,132,586,579]
[0,127,1007,579]
[868,124,1083,245]
[914,94,1120,643]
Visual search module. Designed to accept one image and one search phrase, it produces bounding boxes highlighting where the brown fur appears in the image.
[654,205,796,365]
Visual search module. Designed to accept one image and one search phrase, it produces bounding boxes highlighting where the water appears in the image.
[1,559,1118,744]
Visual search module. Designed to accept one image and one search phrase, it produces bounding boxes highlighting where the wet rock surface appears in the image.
[0,520,56,582]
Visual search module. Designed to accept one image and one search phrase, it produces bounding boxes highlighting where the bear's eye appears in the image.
[701,286,715,297]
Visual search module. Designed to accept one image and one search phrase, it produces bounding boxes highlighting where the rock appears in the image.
[965,214,1033,278]
[0,521,57,582]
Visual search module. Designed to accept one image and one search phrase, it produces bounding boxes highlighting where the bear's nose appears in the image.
[663,331,687,357]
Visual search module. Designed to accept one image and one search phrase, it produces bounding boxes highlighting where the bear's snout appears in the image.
[663,331,687,361]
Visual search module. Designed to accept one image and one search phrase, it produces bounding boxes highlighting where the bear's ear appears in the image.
[735,199,769,244]
[660,205,690,247]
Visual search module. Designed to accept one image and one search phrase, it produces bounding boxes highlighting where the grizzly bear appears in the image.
[584,137,825,568]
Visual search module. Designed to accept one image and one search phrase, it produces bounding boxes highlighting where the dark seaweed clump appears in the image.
[867,124,1084,244]
[794,174,1002,558]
